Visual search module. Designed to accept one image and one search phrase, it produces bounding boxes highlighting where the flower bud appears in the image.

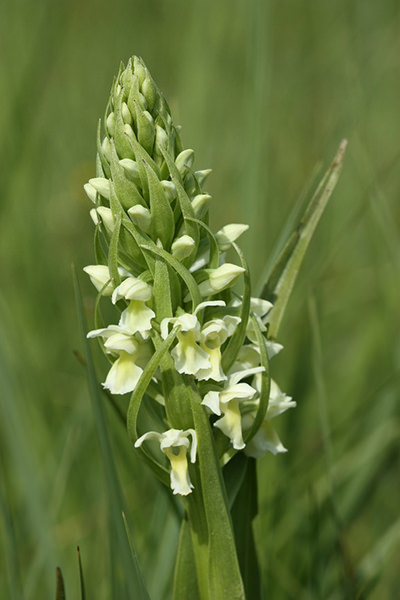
[89,177,111,201]
[171,235,196,261]
[175,149,194,178]
[128,205,152,232]
[101,137,112,162]
[96,206,114,233]
[84,182,98,204]
[216,224,249,252]
[119,158,141,186]
[106,112,115,134]
[83,265,122,295]
[122,102,132,125]
[198,264,245,297]
[192,194,211,218]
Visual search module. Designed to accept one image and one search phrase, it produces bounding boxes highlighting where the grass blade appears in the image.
[77,547,85,600]
[261,140,347,339]
[55,567,65,600]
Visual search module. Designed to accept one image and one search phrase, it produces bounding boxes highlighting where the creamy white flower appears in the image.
[197,315,240,381]
[87,327,150,395]
[161,302,237,380]
[202,368,263,449]
[161,312,210,376]
[112,277,155,338]
[243,379,296,458]
[118,301,155,338]
[135,428,197,495]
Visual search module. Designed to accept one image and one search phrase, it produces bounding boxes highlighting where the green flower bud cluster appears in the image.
[85,55,214,278]
[84,57,295,496]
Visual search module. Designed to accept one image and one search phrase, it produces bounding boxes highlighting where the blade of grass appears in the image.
[261,140,347,339]
[55,567,65,600]
[77,547,85,600]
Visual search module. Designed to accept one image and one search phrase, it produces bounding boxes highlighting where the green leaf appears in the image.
[261,140,347,339]
[145,160,175,249]
[73,266,150,600]
[153,257,173,320]
[108,212,122,287]
[110,141,145,209]
[190,390,245,600]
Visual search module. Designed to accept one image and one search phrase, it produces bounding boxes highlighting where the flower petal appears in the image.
[103,351,143,395]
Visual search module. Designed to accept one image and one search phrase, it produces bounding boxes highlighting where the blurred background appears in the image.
[1,0,399,598]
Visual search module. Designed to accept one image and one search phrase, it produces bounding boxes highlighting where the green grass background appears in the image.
[1,0,399,598]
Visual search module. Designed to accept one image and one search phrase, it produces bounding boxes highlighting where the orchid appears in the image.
[81,55,346,599]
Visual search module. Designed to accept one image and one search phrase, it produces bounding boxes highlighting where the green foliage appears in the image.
[1,1,399,598]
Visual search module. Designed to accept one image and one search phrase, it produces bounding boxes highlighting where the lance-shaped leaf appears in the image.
[145,160,175,249]
[260,140,347,339]
[110,141,145,209]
